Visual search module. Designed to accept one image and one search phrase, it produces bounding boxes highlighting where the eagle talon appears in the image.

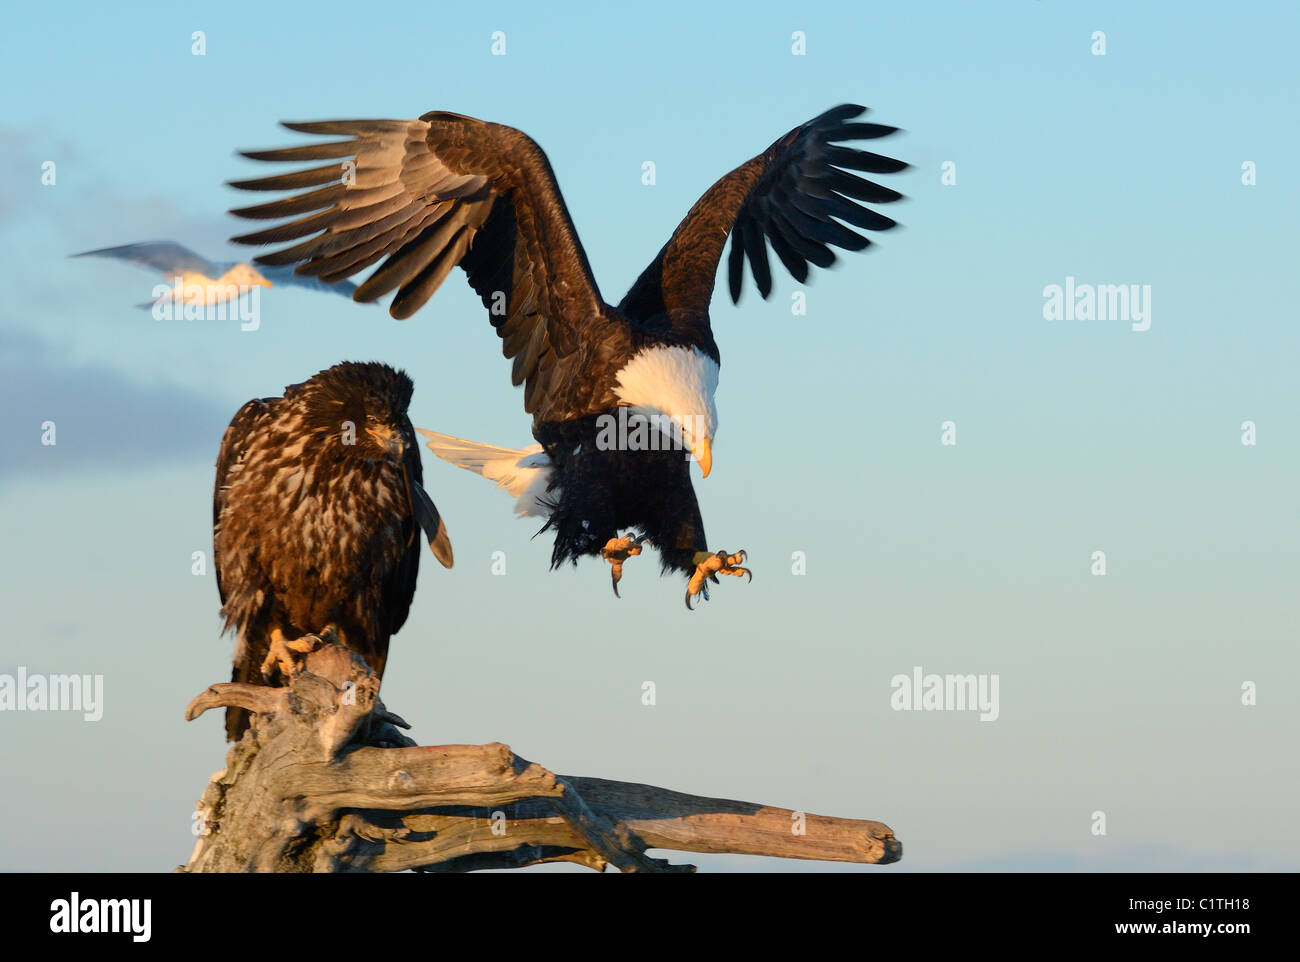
[259,626,330,683]
[685,549,752,609]
[601,534,645,598]
[684,581,711,611]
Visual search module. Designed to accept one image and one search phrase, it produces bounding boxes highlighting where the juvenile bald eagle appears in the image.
[214,361,453,740]
[228,105,905,606]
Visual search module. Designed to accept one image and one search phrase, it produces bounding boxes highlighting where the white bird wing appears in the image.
[70,241,219,277]
[258,265,358,297]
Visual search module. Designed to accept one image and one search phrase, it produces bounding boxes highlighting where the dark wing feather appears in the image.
[619,104,906,320]
[229,114,615,419]
[410,480,454,569]
[212,397,275,605]
[380,430,424,641]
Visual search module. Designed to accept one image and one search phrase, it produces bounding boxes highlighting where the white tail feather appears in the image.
[417,429,553,518]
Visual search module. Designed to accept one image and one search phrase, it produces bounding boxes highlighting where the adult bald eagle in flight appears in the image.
[228,105,905,606]
[214,361,453,739]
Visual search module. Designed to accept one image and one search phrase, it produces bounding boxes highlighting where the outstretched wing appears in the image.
[71,241,220,277]
[259,265,358,297]
[619,104,907,321]
[228,113,615,416]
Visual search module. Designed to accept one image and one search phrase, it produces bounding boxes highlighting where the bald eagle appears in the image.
[214,361,453,739]
[228,105,905,606]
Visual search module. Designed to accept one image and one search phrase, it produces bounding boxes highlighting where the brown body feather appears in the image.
[213,362,451,740]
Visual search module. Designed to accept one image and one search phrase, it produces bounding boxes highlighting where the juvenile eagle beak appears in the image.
[367,426,405,459]
[693,437,713,479]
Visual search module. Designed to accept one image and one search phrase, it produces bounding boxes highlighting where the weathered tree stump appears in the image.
[181,643,901,872]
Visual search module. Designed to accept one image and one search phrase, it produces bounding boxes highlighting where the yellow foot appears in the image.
[600,534,645,598]
[259,625,336,682]
[685,550,752,610]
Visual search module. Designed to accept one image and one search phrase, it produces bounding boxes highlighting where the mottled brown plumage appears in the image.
[213,361,452,739]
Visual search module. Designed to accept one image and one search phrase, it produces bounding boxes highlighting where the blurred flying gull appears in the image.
[72,241,358,309]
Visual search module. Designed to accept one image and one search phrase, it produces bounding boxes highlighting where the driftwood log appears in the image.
[181,643,901,872]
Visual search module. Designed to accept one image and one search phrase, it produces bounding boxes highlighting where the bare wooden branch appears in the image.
[563,777,900,865]
[185,682,286,722]
[181,641,901,873]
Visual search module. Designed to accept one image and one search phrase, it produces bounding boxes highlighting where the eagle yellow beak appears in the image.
[693,437,712,479]
[259,279,274,289]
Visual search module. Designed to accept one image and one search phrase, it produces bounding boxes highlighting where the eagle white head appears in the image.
[613,345,720,477]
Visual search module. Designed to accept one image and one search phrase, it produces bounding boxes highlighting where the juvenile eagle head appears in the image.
[297,361,416,462]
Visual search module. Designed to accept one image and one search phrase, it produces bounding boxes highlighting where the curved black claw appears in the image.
[602,534,646,600]
[684,581,711,611]
[729,550,752,582]
[733,558,753,582]
[260,627,327,682]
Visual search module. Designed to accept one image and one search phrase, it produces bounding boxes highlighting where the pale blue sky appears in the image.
[1,1,1296,871]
